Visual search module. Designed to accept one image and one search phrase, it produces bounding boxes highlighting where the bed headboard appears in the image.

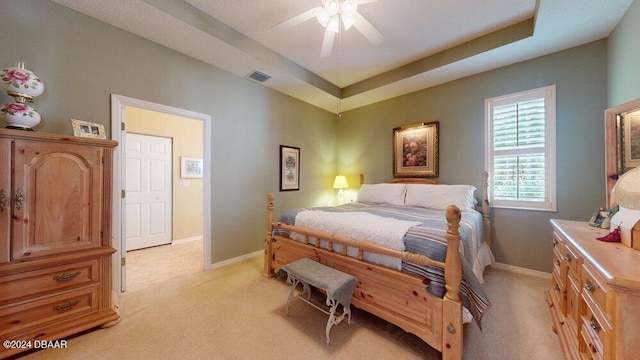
[358,173,438,185]
[388,178,438,185]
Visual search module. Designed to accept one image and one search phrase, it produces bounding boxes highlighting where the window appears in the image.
[485,85,556,211]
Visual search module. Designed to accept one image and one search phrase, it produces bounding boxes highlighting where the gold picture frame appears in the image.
[70,118,106,139]
[393,121,439,178]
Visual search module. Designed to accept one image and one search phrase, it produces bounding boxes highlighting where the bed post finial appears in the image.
[444,205,462,302]
[263,192,275,277]
[360,173,364,185]
[443,204,463,359]
[481,171,491,247]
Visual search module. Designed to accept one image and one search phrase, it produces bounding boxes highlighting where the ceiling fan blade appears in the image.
[272,7,320,32]
[320,28,336,58]
[353,13,384,46]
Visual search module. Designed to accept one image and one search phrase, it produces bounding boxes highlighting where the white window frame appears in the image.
[485,85,557,211]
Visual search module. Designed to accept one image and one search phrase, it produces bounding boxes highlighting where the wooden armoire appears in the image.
[0,128,119,358]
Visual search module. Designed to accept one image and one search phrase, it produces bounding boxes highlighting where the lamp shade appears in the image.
[611,166,640,209]
[1,63,44,101]
[333,175,349,189]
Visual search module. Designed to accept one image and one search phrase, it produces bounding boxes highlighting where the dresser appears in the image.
[546,219,640,360]
[0,129,119,358]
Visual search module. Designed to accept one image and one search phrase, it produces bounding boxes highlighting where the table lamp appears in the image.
[0,62,44,130]
[333,175,349,204]
[609,166,640,249]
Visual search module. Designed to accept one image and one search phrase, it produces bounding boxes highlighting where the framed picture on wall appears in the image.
[180,157,203,178]
[280,145,300,191]
[70,118,107,139]
[392,121,439,178]
[624,112,640,168]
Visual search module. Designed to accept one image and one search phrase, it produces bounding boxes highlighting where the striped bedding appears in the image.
[274,203,492,326]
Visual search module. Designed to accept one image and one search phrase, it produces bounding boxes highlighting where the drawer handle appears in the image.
[53,271,81,282]
[590,315,601,332]
[53,299,80,312]
[15,187,24,211]
[553,238,558,246]
[564,254,573,262]
[554,285,560,291]
[584,279,596,293]
[0,188,6,212]
[556,260,561,266]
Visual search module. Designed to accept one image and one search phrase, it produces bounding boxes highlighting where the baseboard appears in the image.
[491,262,551,280]
[209,250,262,270]
[172,236,202,245]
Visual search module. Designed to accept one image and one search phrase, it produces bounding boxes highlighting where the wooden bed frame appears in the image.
[263,172,491,359]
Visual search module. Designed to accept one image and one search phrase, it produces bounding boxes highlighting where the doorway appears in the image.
[111,94,212,294]
[125,133,173,251]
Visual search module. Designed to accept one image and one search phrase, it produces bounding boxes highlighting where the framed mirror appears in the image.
[605,98,640,205]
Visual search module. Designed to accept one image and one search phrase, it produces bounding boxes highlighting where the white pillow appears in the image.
[404,184,477,212]
[356,183,407,205]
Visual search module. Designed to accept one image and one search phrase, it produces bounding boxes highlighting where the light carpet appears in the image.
[16,255,563,359]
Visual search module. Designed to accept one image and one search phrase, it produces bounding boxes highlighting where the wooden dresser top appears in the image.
[551,219,640,292]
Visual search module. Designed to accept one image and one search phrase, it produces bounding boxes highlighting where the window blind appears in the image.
[485,85,556,211]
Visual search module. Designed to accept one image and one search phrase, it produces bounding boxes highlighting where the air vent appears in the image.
[247,70,271,83]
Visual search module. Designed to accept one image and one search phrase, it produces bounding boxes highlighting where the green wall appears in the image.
[608,0,640,106]
[0,0,337,264]
[338,41,608,272]
[3,0,638,273]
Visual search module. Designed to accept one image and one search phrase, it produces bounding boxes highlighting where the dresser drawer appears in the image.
[0,286,99,337]
[581,295,612,360]
[564,243,581,279]
[0,259,100,306]
[580,324,604,360]
[549,271,566,316]
[566,275,581,338]
[580,263,611,321]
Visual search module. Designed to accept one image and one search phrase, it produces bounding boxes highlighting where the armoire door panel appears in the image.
[11,141,104,260]
[0,139,10,264]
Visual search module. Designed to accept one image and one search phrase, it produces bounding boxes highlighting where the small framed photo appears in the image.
[70,119,107,139]
[393,121,439,178]
[180,157,203,178]
[280,145,300,191]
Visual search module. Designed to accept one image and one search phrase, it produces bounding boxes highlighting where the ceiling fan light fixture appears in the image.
[341,0,358,30]
[327,16,340,33]
[324,0,340,16]
[341,13,356,30]
[316,8,330,27]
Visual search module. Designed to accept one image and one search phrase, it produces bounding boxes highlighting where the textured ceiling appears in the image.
[53,0,634,113]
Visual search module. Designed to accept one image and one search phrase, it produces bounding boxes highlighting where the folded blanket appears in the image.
[292,210,421,269]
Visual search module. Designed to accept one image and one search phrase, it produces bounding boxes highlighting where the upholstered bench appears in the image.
[282,258,358,345]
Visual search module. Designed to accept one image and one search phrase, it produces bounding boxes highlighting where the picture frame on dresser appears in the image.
[392,122,439,178]
[70,118,107,139]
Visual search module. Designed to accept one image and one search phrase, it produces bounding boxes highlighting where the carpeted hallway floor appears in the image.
[16,254,563,360]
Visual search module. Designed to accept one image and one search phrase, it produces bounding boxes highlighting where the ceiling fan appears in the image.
[272,0,384,58]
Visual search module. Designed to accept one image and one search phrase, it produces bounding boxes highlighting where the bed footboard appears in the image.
[263,192,464,359]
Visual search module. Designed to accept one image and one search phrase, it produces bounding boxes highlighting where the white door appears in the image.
[126,133,173,251]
